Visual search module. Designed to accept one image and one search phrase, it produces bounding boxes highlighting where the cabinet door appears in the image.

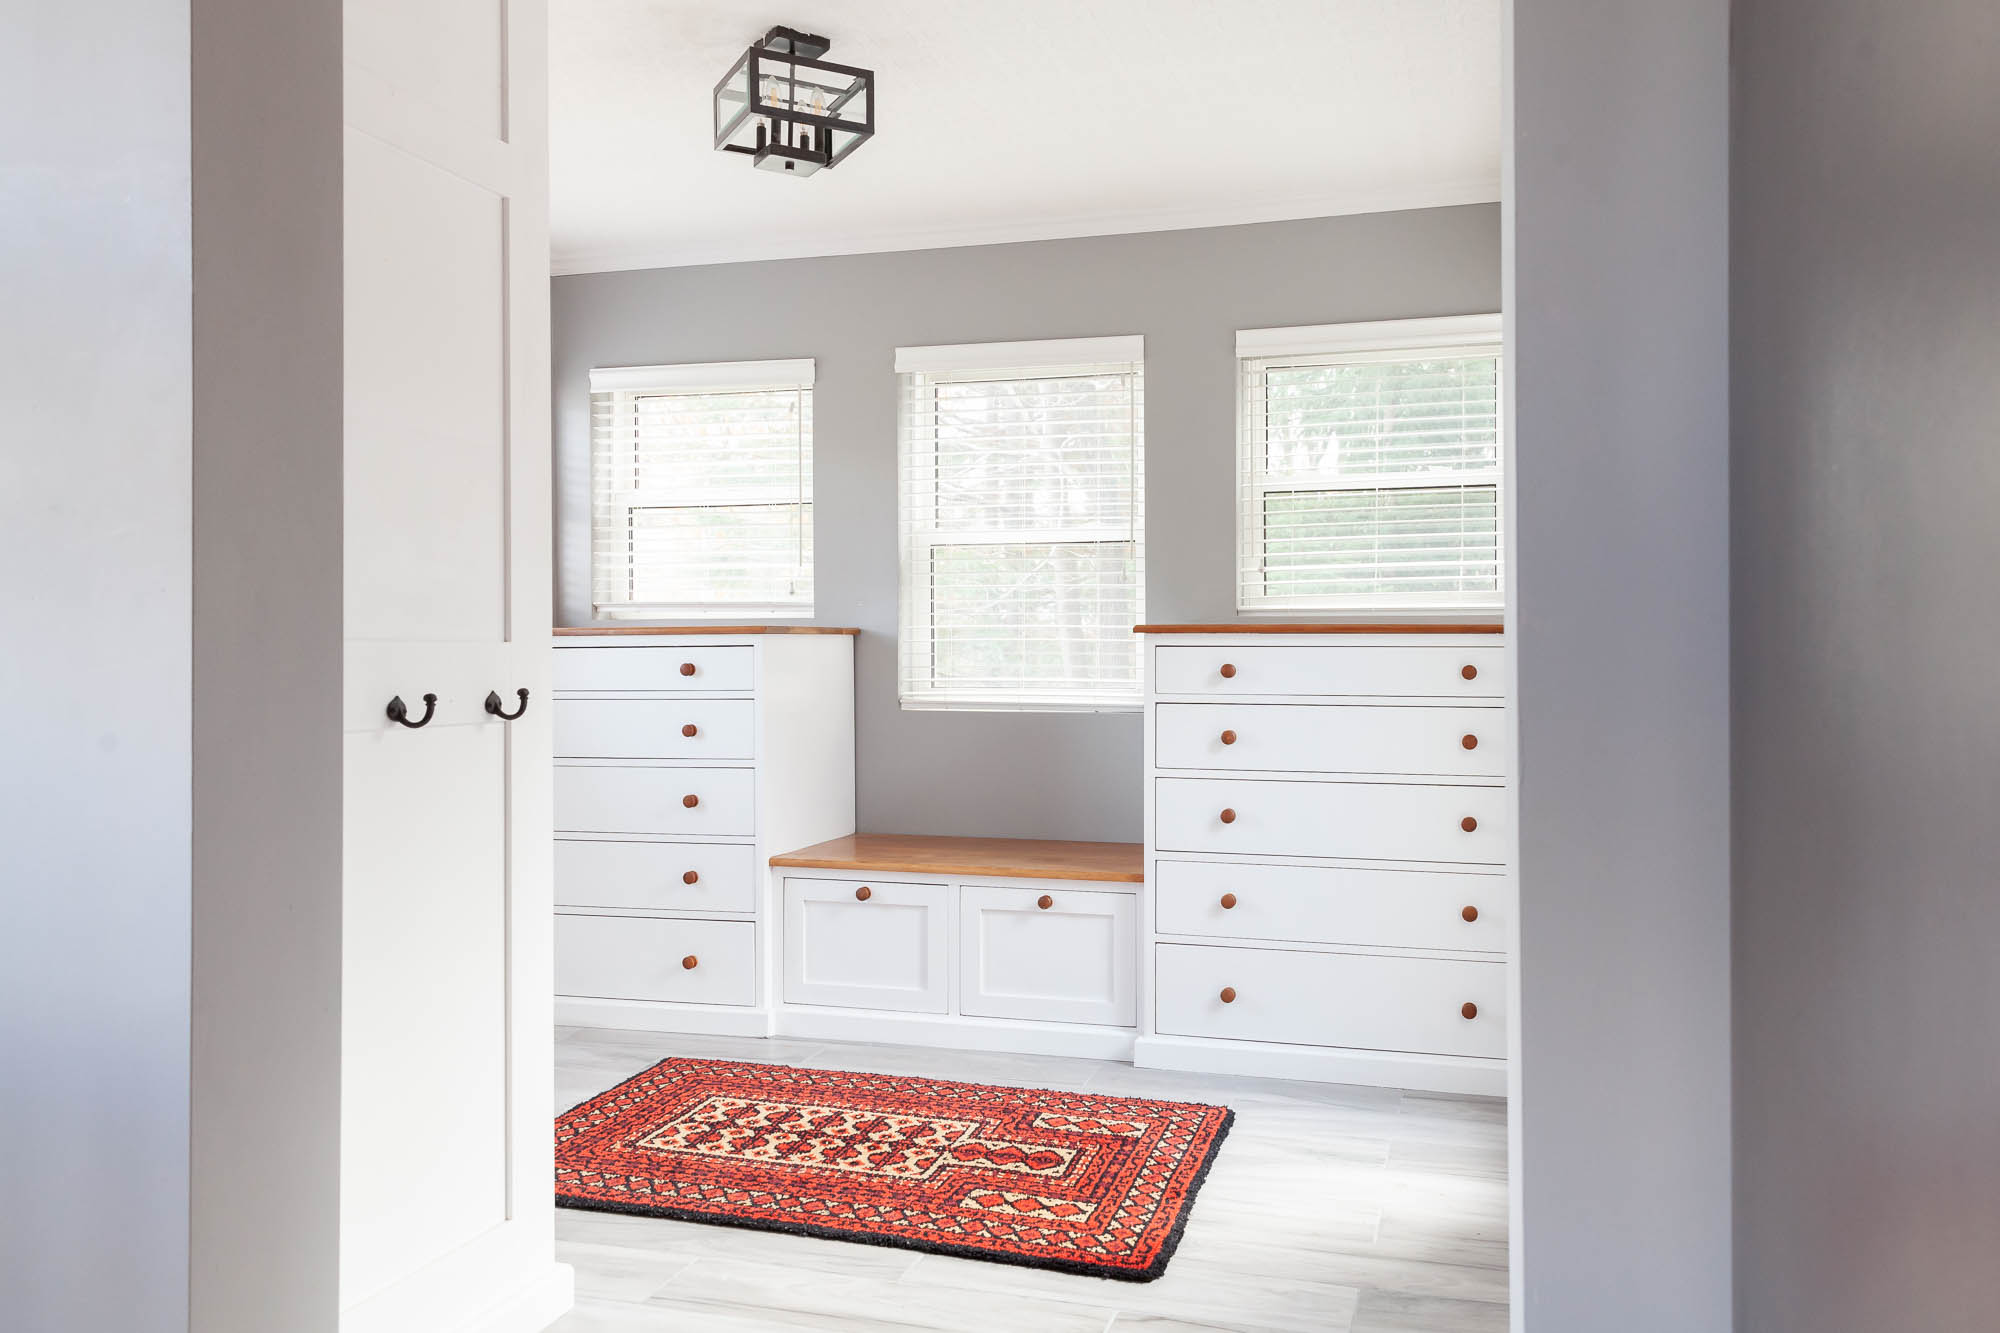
[958,885,1136,1027]
[338,0,561,1324]
[782,878,947,1013]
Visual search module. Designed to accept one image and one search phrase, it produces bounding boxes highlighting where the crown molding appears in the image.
[549,176,1502,277]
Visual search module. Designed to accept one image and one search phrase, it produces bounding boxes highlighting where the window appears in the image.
[897,337,1144,711]
[1236,315,1503,613]
[589,359,813,619]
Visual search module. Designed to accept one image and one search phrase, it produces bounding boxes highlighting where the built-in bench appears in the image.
[768,834,1145,1059]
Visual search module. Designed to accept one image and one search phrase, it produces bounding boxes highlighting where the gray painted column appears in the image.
[1509,2,1734,1327]
[1732,2,2000,1327]
[0,3,194,1328]
[190,1,345,1330]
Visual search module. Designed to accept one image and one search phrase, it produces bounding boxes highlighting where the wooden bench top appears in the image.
[770,834,1144,884]
[555,625,859,636]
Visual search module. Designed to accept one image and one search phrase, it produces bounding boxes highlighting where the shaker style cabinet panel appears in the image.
[957,885,1137,1027]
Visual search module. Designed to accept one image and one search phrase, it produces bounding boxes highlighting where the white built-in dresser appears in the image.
[1136,626,1512,1094]
[551,627,857,1035]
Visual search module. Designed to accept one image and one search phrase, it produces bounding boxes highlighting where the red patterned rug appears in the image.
[554,1057,1233,1282]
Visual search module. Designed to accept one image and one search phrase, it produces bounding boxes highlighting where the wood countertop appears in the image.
[554,625,860,636]
[1133,622,1502,634]
[770,833,1145,883]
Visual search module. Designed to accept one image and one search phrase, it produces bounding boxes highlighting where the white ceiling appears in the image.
[550,1,1502,275]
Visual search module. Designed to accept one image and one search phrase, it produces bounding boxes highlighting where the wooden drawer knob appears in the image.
[683,870,700,885]
[680,661,697,676]
[1461,1001,1478,1020]
[682,955,699,970]
[682,723,698,737]
[1219,663,1237,679]
[1219,986,1237,1004]
[1219,892,1238,909]
[1037,894,1054,910]
[1219,808,1237,824]
[1460,816,1477,832]
[1461,904,1479,922]
[683,793,700,808]
[854,885,871,901]
[1461,664,1478,680]
[1462,733,1478,750]
[1219,729,1237,745]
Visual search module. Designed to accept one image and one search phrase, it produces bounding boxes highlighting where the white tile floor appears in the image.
[550,1026,1508,1332]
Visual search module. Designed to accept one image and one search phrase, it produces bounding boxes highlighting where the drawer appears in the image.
[1155,859,1505,953]
[783,877,947,1013]
[957,885,1136,1027]
[555,915,756,1006]
[555,839,759,914]
[555,698,756,760]
[1156,702,1507,778]
[553,645,754,693]
[555,765,756,837]
[1155,943,1506,1058]
[1156,776,1507,865]
[1153,643,1505,699]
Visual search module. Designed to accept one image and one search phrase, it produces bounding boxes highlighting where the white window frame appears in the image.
[896,335,1145,713]
[1235,314,1504,615]
[588,358,814,620]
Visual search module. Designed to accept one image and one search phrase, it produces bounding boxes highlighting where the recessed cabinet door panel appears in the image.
[958,885,1136,1027]
[783,878,947,1013]
[343,131,505,648]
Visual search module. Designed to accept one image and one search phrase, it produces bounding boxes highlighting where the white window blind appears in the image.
[1236,315,1503,613]
[897,337,1144,711]
[589,359,813,619]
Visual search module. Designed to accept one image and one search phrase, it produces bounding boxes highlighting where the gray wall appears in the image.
[1732,2,2000,1328]
[1510,1,1734,1328]
[0,2,194,1328]
[554,208,1501,842]
[189,1,346,1330]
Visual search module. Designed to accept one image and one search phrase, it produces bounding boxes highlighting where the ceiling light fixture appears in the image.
[713,25,875,177]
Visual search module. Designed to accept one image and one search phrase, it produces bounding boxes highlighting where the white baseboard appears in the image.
[776,1006,1138,1061]
[456,1263,575,1333]
[556,996,772,1037]
[1134,1035,1506,1096]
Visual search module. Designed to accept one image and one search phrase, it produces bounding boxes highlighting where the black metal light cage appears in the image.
[713,28,875,170]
